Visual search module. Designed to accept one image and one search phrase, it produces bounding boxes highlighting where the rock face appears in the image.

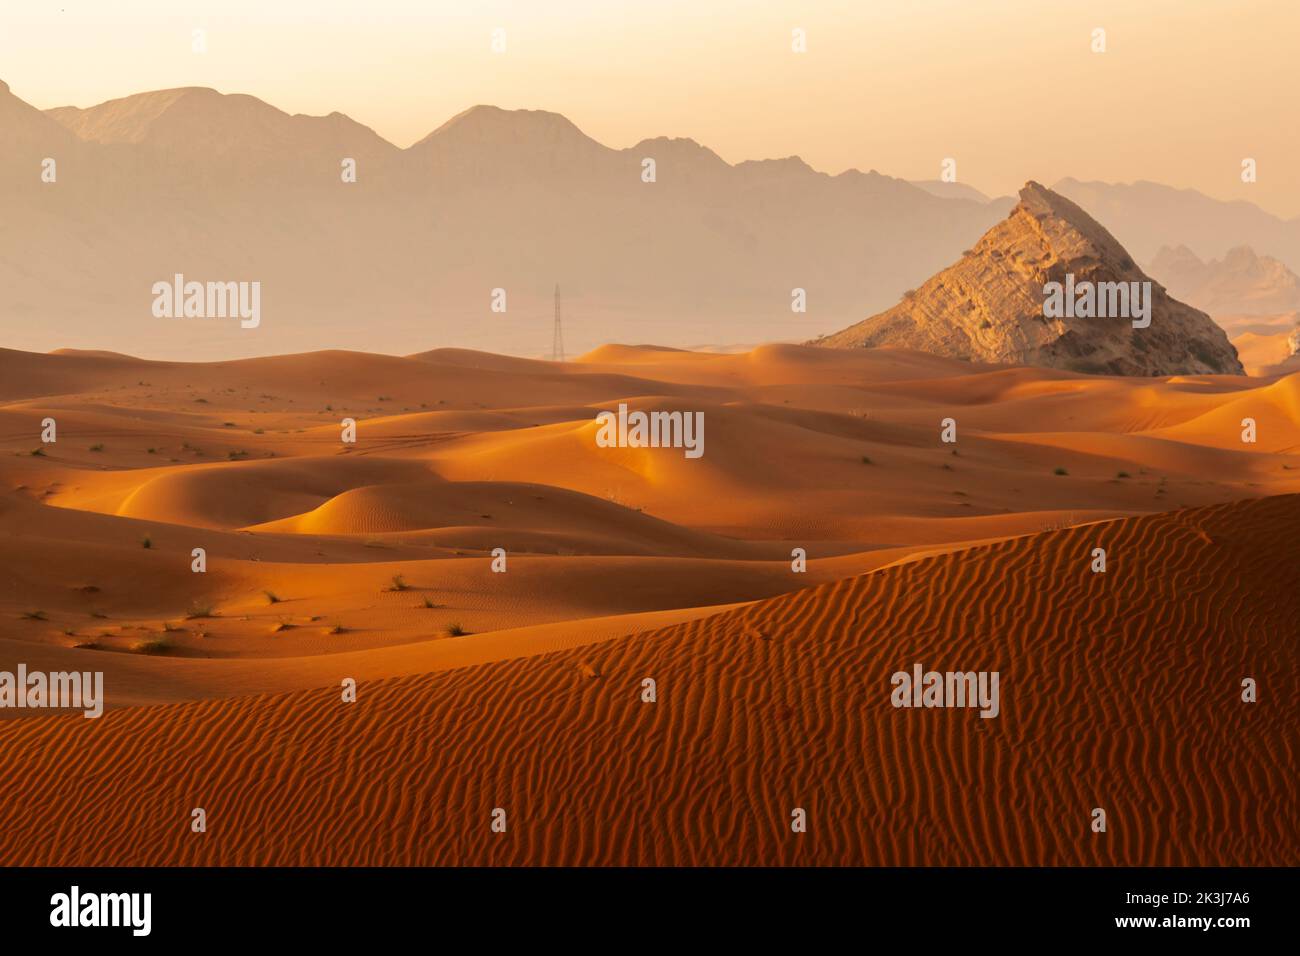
[1149,244,1300,317]
[812,182,1245,376]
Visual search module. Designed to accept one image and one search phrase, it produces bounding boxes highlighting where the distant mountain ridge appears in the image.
[1052,178,1300,277]
[909,180,996,204]
[1,79,1008,359]
[0,79,1289,364]
[1148,245,1300,317]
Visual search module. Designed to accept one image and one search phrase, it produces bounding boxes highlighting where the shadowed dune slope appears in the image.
[0,494,1294,866]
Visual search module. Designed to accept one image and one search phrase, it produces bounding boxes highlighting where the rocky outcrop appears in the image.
[812,181,1244,376]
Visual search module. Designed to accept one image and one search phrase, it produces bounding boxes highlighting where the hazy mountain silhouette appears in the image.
[2,80,1008,359]
[1052,178,1300,277]
[1148,245,1300,317]
[909,180,996,204]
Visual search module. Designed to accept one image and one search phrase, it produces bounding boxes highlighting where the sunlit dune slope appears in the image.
[1,341,1297,664]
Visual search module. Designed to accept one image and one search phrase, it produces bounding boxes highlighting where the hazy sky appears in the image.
[4,0,1297,216]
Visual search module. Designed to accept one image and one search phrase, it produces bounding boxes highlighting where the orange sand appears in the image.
[0,494,1293,865]
[0,343,1296,864]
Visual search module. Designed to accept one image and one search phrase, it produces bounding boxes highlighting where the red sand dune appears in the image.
[0,494,1293,866]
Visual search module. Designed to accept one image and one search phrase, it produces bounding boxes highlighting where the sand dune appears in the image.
[3,343,1297,657]
[0,341,1296,866]
[0,495,1293,865]
[1233,329,1300,376]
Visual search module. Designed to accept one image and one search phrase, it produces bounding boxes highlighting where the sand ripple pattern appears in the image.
[0,495,1295,865]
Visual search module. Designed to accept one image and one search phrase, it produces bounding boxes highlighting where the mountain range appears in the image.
[4,79,1298,363]
[1,80,1006,359]
[1148,245,1300,317]
[1051,178,1300,277]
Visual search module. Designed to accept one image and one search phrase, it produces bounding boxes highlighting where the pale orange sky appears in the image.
[3,0,1297,216]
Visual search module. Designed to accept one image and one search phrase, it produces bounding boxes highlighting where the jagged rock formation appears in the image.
[811,182,1244,376]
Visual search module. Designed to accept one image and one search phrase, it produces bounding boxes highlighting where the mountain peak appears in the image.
[1018,179,1114,239]
[417,104,598,148]
[0,79,78,151]
[405,104,613,178]
[812,181,1243,376]
[737,155,815,174]
[39,86,397,165]
[627,136,729,172]
[1020,179,1051,201]
[44,87,274,144]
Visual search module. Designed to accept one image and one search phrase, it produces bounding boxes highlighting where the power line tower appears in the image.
[552,284,565,362]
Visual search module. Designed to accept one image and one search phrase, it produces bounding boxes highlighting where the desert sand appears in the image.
[1,342,1297,864]
[0,493,1295,866]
